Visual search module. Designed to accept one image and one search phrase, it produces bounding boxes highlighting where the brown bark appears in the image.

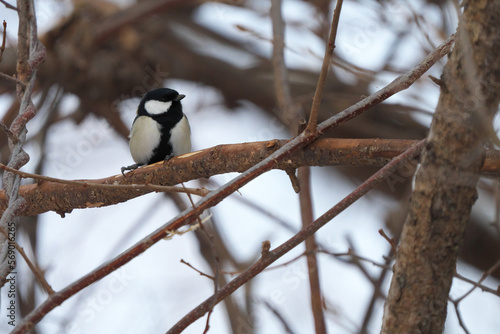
[299,166,327,334]
[381,1,500,333]
[1,138,500,217]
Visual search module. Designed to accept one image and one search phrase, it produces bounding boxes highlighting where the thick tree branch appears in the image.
[0,0,45,283]
[381,1,500,332]
[2,138,499,217]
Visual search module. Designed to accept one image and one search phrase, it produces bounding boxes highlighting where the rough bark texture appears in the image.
[1,138,500,217]
[1,138,415,217]
[381,1,500,333]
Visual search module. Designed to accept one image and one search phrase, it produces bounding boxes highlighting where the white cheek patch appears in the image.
[129,116,161,164]
[145,100,172,115]
[170,115,191,156]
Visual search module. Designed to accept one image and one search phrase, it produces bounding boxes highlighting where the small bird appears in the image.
[121,88,191,174]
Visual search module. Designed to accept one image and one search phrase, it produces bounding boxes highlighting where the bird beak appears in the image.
[174,94,186,101]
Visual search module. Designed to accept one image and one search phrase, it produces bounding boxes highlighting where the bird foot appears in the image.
[121,163,144,176]
[162,153,174,164]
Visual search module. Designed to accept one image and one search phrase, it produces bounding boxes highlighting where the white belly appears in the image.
[129,116,161,164]
[169,115,191,156]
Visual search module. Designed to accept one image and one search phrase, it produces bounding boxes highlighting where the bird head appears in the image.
[138,88,185,116]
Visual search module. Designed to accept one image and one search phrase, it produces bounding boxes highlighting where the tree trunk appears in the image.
[381,1,500,333]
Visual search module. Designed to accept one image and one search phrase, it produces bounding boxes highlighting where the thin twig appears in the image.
[346,239,377,285]
[0,20,7,62]
[453,271,500,297]
[454,258,500,303]
[262,300,296,334]
[0,72,25,87]
[270,0,301,130]
[492,180,500,237]
[449,299,471,334]
[264,250,308,272]
[318,249,391,270]
[0,0,17,11]
[182,183,220,334]
[305,0,343,133]
[0,121,16,143]
[328,248,500,298]
[359,248,393,334]
[180,259,215,281]
[298,166,327,333]
[378,229,398,255]
[0,226,54,294]
[0,163,210,197]
[322,248,500,300]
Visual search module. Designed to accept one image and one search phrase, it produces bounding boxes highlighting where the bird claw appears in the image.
[162,153,174,164]
[121,163,143,176]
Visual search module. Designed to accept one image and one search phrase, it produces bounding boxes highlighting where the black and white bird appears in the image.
[121,88,191,174]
